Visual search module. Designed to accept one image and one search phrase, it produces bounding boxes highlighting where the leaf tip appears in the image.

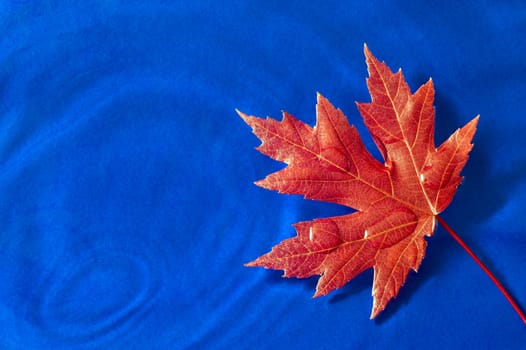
[316,91,328,105]
[313,283,330,298]
[235,108,251,123]
[363,42,370,54]
[244,261,257,267]
[254,178,277,192]
[370,301,386,319]
[463,114,480,139]
[245,256,265,268]
[362,43,381,67]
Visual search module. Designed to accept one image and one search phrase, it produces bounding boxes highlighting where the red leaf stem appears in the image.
[437,215,526,324]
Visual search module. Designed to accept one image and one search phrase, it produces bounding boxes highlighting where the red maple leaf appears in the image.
[238,45,480,319]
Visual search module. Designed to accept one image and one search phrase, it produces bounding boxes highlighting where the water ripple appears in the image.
[21,241,164,347]
[0,5,334,348]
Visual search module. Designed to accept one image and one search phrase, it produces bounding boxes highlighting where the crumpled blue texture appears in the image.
[0,1,525,349]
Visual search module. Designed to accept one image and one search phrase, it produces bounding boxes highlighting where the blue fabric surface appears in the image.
[0,1,525,349]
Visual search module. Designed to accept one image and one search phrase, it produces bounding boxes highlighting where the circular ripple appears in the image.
[31,245,163,345]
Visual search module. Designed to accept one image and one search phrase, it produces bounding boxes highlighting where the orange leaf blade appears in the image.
[240,46,478,318]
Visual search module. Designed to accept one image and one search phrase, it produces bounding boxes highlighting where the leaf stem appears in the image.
[436,215,526,324]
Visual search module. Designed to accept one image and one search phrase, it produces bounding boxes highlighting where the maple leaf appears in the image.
[238,45,478,319]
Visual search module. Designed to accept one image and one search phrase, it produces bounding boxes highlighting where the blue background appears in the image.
[0,1,525,349]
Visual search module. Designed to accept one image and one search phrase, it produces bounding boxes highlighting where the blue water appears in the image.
[0,1,525,349]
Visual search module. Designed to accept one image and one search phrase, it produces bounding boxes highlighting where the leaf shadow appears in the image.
[327,269,372,304]
[371,87,506,323]
[323,231,455,322]
[375,85,524,322]
[262,269,319,294]
[431,89,521,227]
[373,233,453,323]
